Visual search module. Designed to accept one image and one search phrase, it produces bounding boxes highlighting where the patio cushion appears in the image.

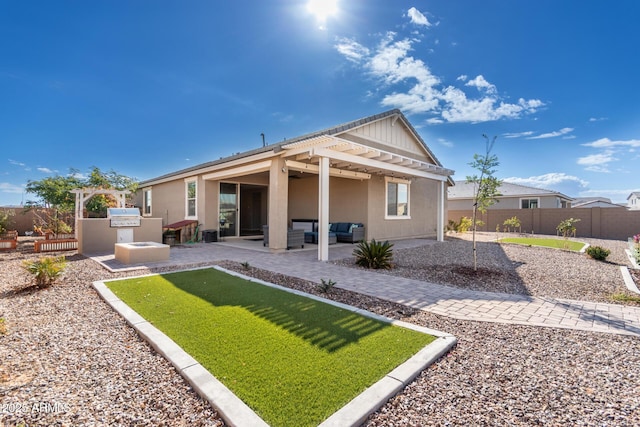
[335,222,350,233]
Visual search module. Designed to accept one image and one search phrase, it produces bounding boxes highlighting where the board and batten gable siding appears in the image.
[344,116,433,160]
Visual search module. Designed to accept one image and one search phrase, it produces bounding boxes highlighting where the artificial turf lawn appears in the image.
[500,237,586,251]
[107,268,435,427]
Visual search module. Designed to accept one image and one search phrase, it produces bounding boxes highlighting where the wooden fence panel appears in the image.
[34,239,78,253]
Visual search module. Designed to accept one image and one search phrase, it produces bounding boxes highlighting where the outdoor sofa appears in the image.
[329,222,365,243]
[262,226,304,249]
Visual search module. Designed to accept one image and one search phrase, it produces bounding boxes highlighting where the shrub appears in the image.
[353,239,394,270]
[447,217,474,233]
[503,216,521,232]
[22,256,67,287]
[317,278,336,293]
[241,261,251,269]
[586,246,610,261]
[0,209,15,234]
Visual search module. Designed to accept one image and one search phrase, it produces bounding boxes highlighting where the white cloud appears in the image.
[504,173,589,189]
[407,7,431,27]
[527,127,574,139]
[334,37,370,63]
[456,75,468,82]
[37,167,54,173]
[589,117,607,122]
[503,131,535,138]
[0,182,25,194]
[465,75,496,94]
[335,31,544,124]
[8,159,25,167]
[582,137,640,148]
[577,150,617,173]
[438,138,454,147]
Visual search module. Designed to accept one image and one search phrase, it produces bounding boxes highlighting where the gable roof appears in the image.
[627,192,640,200]
[141,109,453,186]
[571,200,625,208]
[448,181,573,201]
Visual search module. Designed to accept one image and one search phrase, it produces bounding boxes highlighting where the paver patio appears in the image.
[91,238,640,337]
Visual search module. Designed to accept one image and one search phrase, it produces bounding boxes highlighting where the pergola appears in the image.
[70,188,131,234]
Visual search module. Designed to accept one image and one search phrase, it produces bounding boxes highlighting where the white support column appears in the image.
[437,180,445,242]
[318,156,330,261]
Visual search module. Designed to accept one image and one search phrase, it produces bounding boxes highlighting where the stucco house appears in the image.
[628,192,640,210]
[448,181,573,210]
[135,109,454,260]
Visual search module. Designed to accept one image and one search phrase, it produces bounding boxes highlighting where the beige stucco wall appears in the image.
[288,175,369,225]
[366,176,440,241]
[77,218,163,254]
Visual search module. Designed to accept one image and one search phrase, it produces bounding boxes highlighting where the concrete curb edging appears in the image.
[319,335,457,427]
[93,266,457,427]
[620,266,640,294]
[93,279,268,427]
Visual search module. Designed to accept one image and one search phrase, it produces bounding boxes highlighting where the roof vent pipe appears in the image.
[261,133,266,147]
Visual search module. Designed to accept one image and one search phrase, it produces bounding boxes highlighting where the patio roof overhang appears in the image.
[281,135,454,182]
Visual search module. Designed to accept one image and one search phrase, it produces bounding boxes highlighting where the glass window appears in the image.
[521,198,539,209]
[186,180,197,218]
[143,189,152,215]
[386,179,410,217]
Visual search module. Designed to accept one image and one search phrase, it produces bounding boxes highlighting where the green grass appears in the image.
[106,268,435,427]
[610,292,640,304]
[499,237,586,251]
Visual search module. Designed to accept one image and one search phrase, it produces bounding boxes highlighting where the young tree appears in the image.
[25,167,138,216]
[467,134,501,271]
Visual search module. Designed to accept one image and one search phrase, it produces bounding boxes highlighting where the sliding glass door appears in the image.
[219,183,268,237]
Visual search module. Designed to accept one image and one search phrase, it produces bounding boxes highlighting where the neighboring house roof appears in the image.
[448,181,573,201]
[572,197,612,206]
[627,192,640,200]
[140,109,452,187]
[572,200,626,208]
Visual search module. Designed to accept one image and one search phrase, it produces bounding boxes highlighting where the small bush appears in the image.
[503,216,521,233]
[586,246,610,261]
[22,256,67,287]
[447,217,474,233]
[241,261,251,269]
[353,239,394,270]
[317,278,336,293]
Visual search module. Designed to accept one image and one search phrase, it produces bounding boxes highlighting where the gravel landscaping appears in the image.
[1,234,639,426]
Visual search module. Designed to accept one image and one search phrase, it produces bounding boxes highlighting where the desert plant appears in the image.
[0,209,15,234]
[353,239,394,269]
[22,256,67,287]
[503,216,521,233]
[0,318,6,335]
[557,218,580,249]
[241,261,251,269]
[317,278,336,293]
[586,246,610,261]
[557,218,580,238]
[448,217,472,233]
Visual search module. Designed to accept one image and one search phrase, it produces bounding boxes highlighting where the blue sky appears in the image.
[1,1,639,206]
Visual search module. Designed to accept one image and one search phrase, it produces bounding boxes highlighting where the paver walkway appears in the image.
[94,239,640,337]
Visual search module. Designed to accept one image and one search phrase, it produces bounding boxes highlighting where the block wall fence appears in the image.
[448,207,640,241]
